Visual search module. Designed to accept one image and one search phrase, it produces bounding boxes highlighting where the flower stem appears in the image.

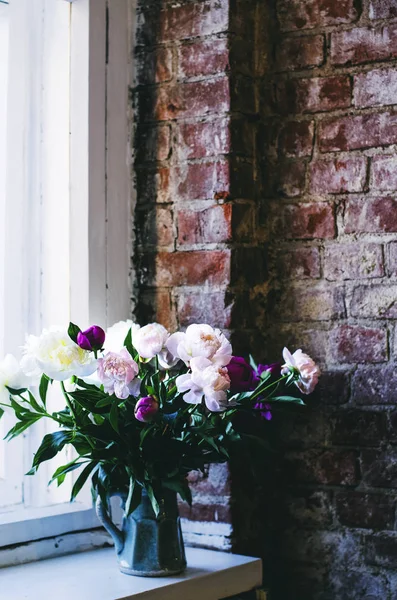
[61,381,77,424]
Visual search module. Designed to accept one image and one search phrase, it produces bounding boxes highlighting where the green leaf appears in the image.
[49,461,86,486]
[123,329,139,362]
[95,396,113,408]
[124,477,142,517]
[71,462,99,501]
[5,414,42,440]
[28,391,45,414]
[70,390,108,414]
[249,354,258,371]
[68,322,81,344]
[6,386,27,396]
[39,375,50,407]
[145,484,160,517]
[271,395,305,405]
[32,430,75,469]
[109,401,119,433]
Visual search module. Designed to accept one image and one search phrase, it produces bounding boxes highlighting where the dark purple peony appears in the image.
[227,356,259,393]
[134,396,159,423]
[77,325,106,352]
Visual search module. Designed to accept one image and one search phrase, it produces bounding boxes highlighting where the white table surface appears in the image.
[0,546,262,600]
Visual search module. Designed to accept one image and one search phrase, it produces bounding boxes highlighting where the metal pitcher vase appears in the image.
[96,488,187,577]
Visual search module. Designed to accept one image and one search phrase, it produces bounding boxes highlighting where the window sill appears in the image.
[0,546,262,600]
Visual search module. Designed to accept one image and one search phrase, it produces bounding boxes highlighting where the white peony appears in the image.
[21,328,97,381]
[132,322,178,368]
[176,356,233,412]
[0,354,33,414]
[166,324,232,368]
[103,320,141,353]
[281,347,320,395]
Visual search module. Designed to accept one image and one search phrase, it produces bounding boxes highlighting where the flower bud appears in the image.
[77,326,106,352]
[134,396,159,423]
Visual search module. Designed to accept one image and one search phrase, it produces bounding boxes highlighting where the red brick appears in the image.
[161,0,229,42]
[388,242,397,275]
[369,0,397,19]
[350,284,397,318]
[319,112,397,153]
[137,0,229,45]
[354,68,397,108]
[362,450,397,488]
[177,290,233,328]
[277,76,352,114]
[309,158,367,195]
[336,492,396,529]
[286,449,359,486]
[277,0,360,32]
[154,250,231,287]
[278,247,321,279]
[279,121,314,158]
[372,155,397,191]
[139,78,230,122]
[276,35,325,71]
[331,25,397,66]
[276,202,335,239]
[329,325,387,363]
[324,243,384,281]
[136,167,171,205]
[353,365,397,405]
[175,161,230,201]
[135,125,171,162]
[275,286,345,321]
[178,38,229,78]
[136,48,173,85]
[179,502,231,523]
[263,161,306,198]
[136,206,174,247]
[331,410,387,446]
[345,196,397,233]
[177,204,232,245]
[139,289,177,332]
[176,118,231,160]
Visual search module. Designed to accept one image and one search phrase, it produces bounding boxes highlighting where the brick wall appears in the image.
[132,0,397,597]
[258,0,397,598]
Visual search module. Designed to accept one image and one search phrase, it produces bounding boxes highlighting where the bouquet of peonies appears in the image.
[0,320,320,516]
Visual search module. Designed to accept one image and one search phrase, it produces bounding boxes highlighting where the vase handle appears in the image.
[96,495,124,555]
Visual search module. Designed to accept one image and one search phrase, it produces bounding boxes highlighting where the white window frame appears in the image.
[0,0,132,561]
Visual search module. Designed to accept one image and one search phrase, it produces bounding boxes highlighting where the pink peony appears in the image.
[167,324,232,368]
[281,348,320,395]
[176,356,233,412]
[97,349,140,400]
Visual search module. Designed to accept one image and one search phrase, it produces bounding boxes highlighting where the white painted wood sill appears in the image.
[0,547,262,600]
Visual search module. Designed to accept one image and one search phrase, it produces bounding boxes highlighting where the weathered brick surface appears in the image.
[276,35,325,71]
[133,0,397,596]
[309,157,367,194]
[319,111,397,152]
[329,324,388,364]
[354,68,397,108]
[324,243,384,280]
[276,76,352,114]
[344,196,397,233]
[331,25,397,66]
[277,0,360,31]
[369,0,397,20]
